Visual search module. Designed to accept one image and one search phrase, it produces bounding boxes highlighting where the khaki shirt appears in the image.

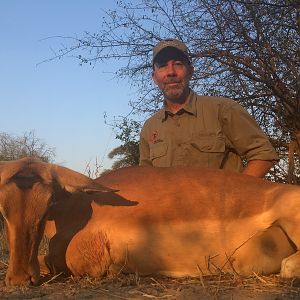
[139,91,278,171]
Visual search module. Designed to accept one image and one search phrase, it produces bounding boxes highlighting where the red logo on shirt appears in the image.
[149,130,159,144]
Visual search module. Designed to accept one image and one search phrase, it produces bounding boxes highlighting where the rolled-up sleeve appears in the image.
[221,101,278,162]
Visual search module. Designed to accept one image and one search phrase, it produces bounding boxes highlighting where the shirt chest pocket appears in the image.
[150,143,168,166]
[191,136,225,153]
[189,136,226,168]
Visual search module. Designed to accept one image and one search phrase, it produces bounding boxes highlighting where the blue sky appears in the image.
[0,1,136,174]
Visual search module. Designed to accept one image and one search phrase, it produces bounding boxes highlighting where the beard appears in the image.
[161,81,189,104]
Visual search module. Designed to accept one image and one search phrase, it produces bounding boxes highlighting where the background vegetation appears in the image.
[0,130,55,162]
[50,0,299,183]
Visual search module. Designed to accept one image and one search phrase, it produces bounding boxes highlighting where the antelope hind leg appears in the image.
[281,251,300,278]
[233,225,295,276]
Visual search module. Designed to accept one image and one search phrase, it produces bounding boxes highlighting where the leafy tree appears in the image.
[108,141,139,169]
[0,131,55,162]
[50,0,299,182]
[106,117,140,170]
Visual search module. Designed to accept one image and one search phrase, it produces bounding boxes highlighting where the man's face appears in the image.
[152,49,193,104]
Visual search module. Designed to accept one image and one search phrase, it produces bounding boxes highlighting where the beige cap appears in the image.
[152,38,190,64]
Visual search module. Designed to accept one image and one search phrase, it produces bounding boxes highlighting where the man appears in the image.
[139,38,278,177]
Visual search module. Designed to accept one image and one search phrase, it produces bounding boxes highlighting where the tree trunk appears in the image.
[287,131,300,185]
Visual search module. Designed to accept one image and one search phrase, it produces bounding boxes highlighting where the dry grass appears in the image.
[0,226,300,299]
[1,269,300,299]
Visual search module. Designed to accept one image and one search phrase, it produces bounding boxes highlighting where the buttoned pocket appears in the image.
[150,143,168,160]
[149,143,168,167]
[189,136,225,168]
[191,136,225,153]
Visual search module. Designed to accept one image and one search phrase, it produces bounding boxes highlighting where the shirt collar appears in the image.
[158,90,198,122]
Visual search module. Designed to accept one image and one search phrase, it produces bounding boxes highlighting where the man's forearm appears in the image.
[242,160,274,178]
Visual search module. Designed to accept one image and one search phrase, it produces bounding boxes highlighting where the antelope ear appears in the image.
[0,160,22,186]
[51,164,114,193]
[0,157,51,187]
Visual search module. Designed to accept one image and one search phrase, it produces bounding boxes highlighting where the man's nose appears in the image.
[166,62,176,75]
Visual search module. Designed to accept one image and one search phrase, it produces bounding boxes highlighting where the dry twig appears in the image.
[41,272,63,286]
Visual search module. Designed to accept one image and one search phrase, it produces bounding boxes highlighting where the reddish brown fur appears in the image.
[0,158,107,286]
[1,159,300,286]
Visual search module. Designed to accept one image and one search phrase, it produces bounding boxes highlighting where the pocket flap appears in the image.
[150,143,168,160]
[191,137,225,153]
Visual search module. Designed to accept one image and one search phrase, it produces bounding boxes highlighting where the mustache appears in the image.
[164,79,182,84]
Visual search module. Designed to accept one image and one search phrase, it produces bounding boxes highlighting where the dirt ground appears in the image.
[1,263,300,300]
